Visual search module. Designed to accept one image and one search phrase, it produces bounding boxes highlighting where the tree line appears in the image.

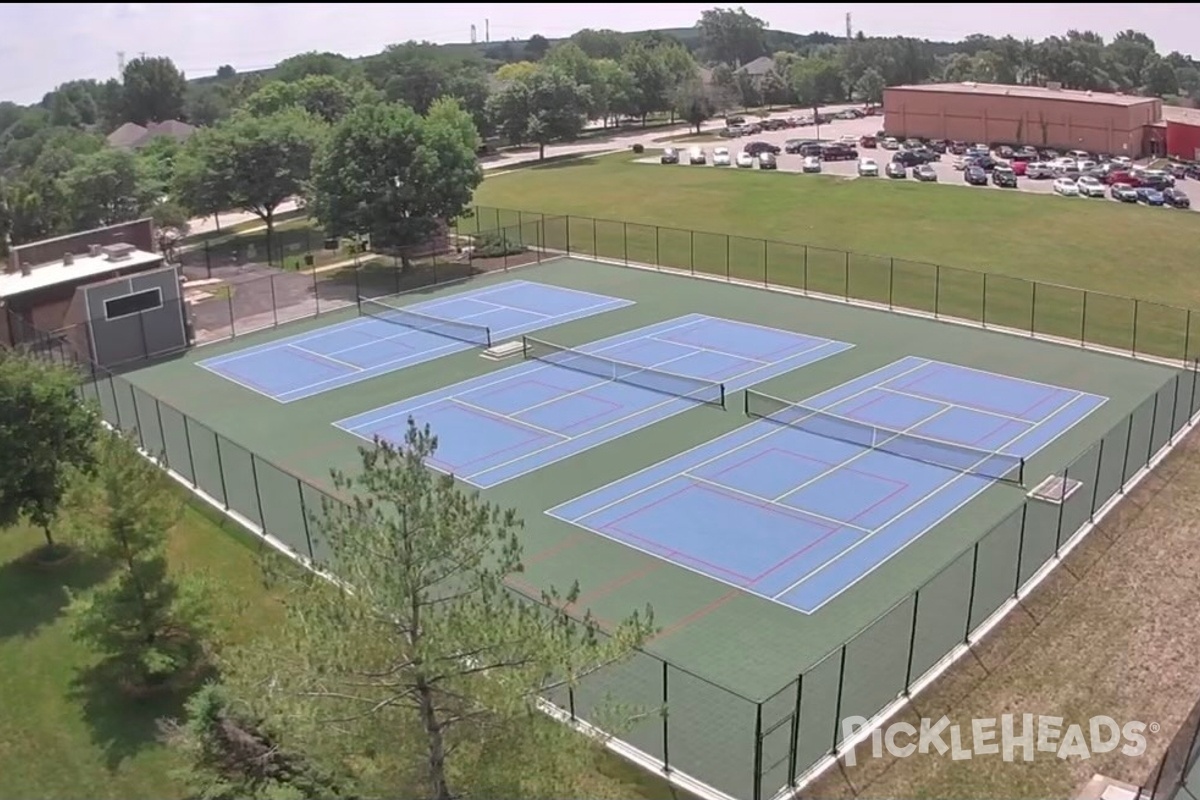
[1,10,1197,258]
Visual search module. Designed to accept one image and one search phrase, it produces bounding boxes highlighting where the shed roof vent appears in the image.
[101,243,136,262]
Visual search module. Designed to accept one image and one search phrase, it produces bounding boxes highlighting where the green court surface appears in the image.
[105,256,1188,800]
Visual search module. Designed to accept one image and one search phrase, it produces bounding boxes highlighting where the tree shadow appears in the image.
[69,655,217,771]
[0,548,112,640]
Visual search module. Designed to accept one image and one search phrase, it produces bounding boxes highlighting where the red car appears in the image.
[859,135,877,149]
[1105,170,1141,187]
[1010,160,1027,176]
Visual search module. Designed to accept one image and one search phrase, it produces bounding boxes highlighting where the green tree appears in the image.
[60,147,150,229]
[227,422,652,800]
[697,7,768,67]
[0,180,10,259]
[137,135,181,199]
[242,75,368,124]
[673,78,720,133]
[591,58,636,127]
[0,355,97,552]
[164,684,357,800]
[172,131,230,229]
[620,40,670,122]
[312,98,480,269]
[273,51,357,83]
[66,431,214,686]
[215,64,237,80]
[524,34,551,61]
[184,110,322,263]
[503,68,590,160]
[854,67,886,105]
[122,56,188,125]
[569,28,625,60]
[184,83,234,127]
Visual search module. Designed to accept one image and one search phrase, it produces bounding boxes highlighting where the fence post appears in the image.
[204,241,213,279]
[1170,374,1183,440]
[591,216,597,256]
[153,400,169,467]
[982,273,989,326]
[830,646,847,752]
[903,590,920,691]
[107,377,122,428]
[1186,309,1193,364]
[725,234,731,280]
[934,265,941,318]
[227,289,237,337]
[1012,504,1029,594]
[1146,392,1160,464]
[689,230,695,275]
[249,455,268,532]
[214,435,230,509]
[802,246,809,293]
[1132,299,1140,355]
[661,661,671,772]
[269,274,279,327]
[297,479,315,562]
[566,216,572,253]
[753,702,764,800]
[787,673,804,786]
[842,251,849,300]
[181,413,198,487]
[1118,414,1135,487]
[568,686,576,720]
[1080,291,1089,346]
[623,222,629,265]
[1089,439,1106,519]
[654,226,661,267]
[965,541,981,641]
[1191,359,1199,415]
[888,257,895,309]
[128,384,145,448]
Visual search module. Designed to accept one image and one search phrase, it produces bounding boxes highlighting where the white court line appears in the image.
[323,302,504,358]
[874,384,1033,424]
[196,359,285,402]
[467,297,551,318]
[770,405,957,504]
[918,354,1110,398]
[548,359,932,524]
[289,343,364,371]
[776,389,1100,611]
[681,471,873,535]
[448,397,568,440]
[340,315,718,432]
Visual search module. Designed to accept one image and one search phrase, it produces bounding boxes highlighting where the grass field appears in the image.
[0,499,674,800]
[471,152,1200,310]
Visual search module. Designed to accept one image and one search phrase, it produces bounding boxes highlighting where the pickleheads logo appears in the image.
[842,715,1157,765]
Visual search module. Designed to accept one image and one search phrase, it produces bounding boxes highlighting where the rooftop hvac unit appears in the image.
[1047,81,1062,91]
[89,244,102,257]
[101,242,136,262]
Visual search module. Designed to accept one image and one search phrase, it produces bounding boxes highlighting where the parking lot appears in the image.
[645,111,1196,210]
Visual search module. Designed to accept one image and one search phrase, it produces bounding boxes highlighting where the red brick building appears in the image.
[1163,106,1200,161]
[883,82,1166,157]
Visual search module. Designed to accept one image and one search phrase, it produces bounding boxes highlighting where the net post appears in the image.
[661,660,671,772]
[484,327,492,350]
[752,702,764,800]
[520,336,530,359]
[719,383,726,410]
[1018,457,1025,487]
[743,388,751,416]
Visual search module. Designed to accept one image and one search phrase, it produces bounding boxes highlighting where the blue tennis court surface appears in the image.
[548,355,1108,614]
[196,280,632,402]
[335,314,852,488]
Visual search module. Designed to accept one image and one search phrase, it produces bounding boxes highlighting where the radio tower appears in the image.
[117,51,126,75]
[845,13,852,41]
[470,24,477,44]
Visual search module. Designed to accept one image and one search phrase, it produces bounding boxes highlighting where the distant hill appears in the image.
[188,25,847,88]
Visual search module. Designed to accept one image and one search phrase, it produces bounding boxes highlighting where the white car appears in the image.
[688,146,706,165]
[736,151,755,168]
[839,134,858,145]
[712,147,731,166]
[857,158,879,177]
[1026,162,1055,179]
[1053,177,1080,196]
[802,156,822,173]
[1111,155,1133,168]
[881,137,900,150]
[1077,175,1106,197]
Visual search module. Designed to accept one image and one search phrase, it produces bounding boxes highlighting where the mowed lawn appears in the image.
[0,500,676,800]
[473,153,1200,311]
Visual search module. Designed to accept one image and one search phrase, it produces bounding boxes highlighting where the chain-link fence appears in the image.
[469,205,1200,366]
[10,208,1200,799]
[1144,692,1200,800]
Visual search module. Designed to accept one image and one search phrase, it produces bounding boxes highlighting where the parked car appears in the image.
[821,143,858,161]
[914,163,938,182]
[1076,175,1107,197]
[858,157,879,177]
[892,150,925,168]
[1163,187,1190,208]
[1052,177,1079,196]
[1110,182,1139,202]
[783,139,807,154]
[859,135,877,149]
[798,142,823,158]
[1026,162,1055,179]
[1135,168,1174,190]
[758,152,778,170]
[1010,160,1028,176]
[744,140,781,156]
[660,147,679,164]
[991,166,1018,187]
[1136,186,1166,206]
[802,156,822,173]
[712,147,732,166]
[735,151,754,168]
[964,165,988,186]
[687,146,706,165]
[881,137,901,150]
[885,161,907,179]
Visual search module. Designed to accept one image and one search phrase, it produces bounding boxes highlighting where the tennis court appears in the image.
[334,313,852,488]
[196,280,632,402]
[549,355,1108,614]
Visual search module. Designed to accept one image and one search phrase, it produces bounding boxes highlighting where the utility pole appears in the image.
[117,51,126,75]
[485,18,490,43]
[845,13,852,41]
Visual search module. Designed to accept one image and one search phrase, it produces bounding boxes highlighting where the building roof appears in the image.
[106,119,197,150]
[888,82,1157,107]
[0,248,162,300]
[1164,105,1200,126]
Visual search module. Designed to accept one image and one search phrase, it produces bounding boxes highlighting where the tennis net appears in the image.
[744,389,1025,484]
[358,296,492,348]
[523,336,726,408]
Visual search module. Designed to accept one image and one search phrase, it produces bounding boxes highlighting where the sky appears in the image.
[1,3,1197,105]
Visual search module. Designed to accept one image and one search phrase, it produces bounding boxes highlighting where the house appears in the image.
[106,119,197,150]
[734,56,777,86]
